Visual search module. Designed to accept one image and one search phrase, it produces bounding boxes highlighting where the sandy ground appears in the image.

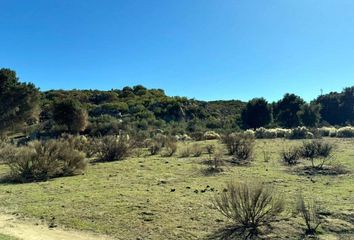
[0,213,113,240]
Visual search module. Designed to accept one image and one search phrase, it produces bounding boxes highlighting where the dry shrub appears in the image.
[179,146,191,158]
[96,135,134,162]
[191,143,203,157]
[148,140,163,155]
[206,144,215,157]
[206,148,224,173]
[213,181,284,235]
[296,194,323,235]
[163,138,178,157]
[222,133,255,164]
[280,147,300,165]
[5,140,86,182]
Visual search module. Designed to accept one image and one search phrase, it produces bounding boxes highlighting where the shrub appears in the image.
[300,140,334,168]
[336,126,354,138]
[206,144,215,157]
[213,181,284,234]
[244,129,255,138]
[255,127,277,139]
[148,140,163,155]
[226,134,255,164]
[280,147,301,165]
[296,195,323,235]
[191,144,203,157]
[318,127,336,137]
[163,138,178,157]
[203,131,221,140]
[96,135,133,162]
[288,127,313,139]
[275,128,291,138]
[179,146,191,158]
[206,149,224,173]
[5,140,86,182]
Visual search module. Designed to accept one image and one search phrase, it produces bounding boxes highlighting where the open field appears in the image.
[0,138,353,239]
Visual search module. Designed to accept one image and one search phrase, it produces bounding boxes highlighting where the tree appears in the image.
[0,68,40,135]
[241,98,272,129]
[315,92,342,125]
[340,87,354,125]
[274,93,305,128]
[52,99,88,133]
[298,103,321,127]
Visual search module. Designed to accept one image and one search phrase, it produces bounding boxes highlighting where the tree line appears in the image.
[0,68,353,137]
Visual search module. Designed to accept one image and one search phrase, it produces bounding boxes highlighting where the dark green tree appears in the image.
[315,92,342,125]
[52,99,88,133]
[241,98,272,129]
[274,93,305,128]
[340,87,354,125]
[0,68,40,135]
[298,103,321,127]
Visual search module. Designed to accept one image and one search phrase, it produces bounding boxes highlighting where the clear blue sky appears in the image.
[1,0,354,102]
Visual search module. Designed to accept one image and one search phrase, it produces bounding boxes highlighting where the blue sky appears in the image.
[1,0,354,102]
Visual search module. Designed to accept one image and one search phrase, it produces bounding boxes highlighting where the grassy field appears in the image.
[0,138,353,239]
[0,234,18,240]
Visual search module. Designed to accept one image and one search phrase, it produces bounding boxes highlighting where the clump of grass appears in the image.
[213,181,284,236]
[179,146,191,158]
[296,194,323,235]
[162,138,178,157]
[191,143,203,157]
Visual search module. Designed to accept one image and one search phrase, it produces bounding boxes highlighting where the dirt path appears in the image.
[0,213,114,240]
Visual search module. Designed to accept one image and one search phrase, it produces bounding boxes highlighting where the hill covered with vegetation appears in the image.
[0,68,353,139]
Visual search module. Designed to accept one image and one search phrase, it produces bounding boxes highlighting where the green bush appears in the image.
[5,140,86,182]
[203,131,221,140]
[280,147,301,165]
[288,127,313,139]
[213,181,284,234]
[96,135,134,162]
[336,126,354,138]
[300,140,334,168]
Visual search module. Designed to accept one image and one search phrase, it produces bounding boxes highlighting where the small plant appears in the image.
[262,142,271,162]
[300,140,334,168]
[206,149,224,173]
[163,138,178,157]
[191,144,203,157]
[224,134,255,164]
[296,194,323,235]
[148,140,163,155]
[96,135,134,162]
[179,146,191,158]
[213,181,284,236]
[206,144,215,158]
[222,133,255,161]
[280,147,300,165]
